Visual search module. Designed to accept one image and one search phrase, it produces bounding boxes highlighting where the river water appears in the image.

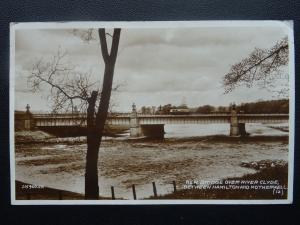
[15,123,289,199]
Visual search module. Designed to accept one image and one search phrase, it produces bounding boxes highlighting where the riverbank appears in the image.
[14,123,289,200]
[15,126,128,144]
[15,161,288,200]
[16,180,85,200]
[267,125,289,133]
[15,180,114,200]
[147,163,288,200]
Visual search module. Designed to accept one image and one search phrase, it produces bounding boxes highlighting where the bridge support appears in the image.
[230,105,247,136]
[15,104,35,130]
[130,103,142,137]
[130,103,164,138]
[230,105,239,136]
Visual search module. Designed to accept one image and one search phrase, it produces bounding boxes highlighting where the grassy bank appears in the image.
[128,135,288,144]
[147,165,288,200]
[15,164,288,200]
[15,125,129,144]
[16,180,85,200]
[15,181,114,200]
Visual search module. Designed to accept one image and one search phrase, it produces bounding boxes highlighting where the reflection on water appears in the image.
[15,123,288,199]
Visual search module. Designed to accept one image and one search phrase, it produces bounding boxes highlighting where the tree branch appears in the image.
[223,37,289,94]
[231,44,288,82]
[98,29,110,64]
[109,29,121,62]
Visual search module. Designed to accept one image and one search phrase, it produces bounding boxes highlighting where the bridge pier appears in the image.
[15,104,35,130]
[230,108,239,136]
[230,105,247,136]
[130,103,164,138]
[130,103,142,137]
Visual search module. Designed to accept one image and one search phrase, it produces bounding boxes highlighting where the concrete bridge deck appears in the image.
[32,113,288,127]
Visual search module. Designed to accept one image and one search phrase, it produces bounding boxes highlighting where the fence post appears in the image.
[132,184,137,200]
[172,181,177,192]
[111,186,115,200]
[58,190,62,200]
[152,182,157,198]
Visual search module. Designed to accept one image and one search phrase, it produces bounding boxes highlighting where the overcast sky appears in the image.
[14,22,291,112]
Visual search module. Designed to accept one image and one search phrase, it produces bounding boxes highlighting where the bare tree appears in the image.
[29,48,97,113]
[29,28,121,199]
[223,37,289,97]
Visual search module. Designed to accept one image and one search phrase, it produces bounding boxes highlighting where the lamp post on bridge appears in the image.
[24,104,32,130]
[130,103,141,137]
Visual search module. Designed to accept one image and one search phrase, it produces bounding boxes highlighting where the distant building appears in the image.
[170,108,190,115]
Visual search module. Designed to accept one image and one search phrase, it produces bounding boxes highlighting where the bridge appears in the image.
[15,104,289,138]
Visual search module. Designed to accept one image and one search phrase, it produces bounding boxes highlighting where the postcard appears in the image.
[10,21,294,204]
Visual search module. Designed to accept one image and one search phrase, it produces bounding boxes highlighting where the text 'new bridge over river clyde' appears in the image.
[17,104,289,138]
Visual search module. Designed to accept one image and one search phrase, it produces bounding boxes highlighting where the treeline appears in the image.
[140,99,289,114]
[195,99,289,114]
[237,99,289,114]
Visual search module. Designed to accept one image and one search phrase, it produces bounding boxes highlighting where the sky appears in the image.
[13,22,291,112]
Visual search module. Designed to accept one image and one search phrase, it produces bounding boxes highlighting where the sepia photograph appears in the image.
[10,21,294,204]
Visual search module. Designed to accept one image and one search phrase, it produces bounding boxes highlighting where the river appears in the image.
[15,123,289,199]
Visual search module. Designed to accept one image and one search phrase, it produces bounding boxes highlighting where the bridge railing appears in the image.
[31,113,289,119]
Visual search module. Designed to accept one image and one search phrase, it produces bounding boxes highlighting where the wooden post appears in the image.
[132,184,137,200]
[172,181,177,192]
[111,186,115,200]
[152,182,157,197]
[58,190,62,200]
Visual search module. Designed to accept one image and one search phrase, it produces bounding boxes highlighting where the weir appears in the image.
[15,104,289,138]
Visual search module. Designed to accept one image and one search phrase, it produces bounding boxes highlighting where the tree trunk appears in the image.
[84,28,121,199]
[85,91,99,199]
